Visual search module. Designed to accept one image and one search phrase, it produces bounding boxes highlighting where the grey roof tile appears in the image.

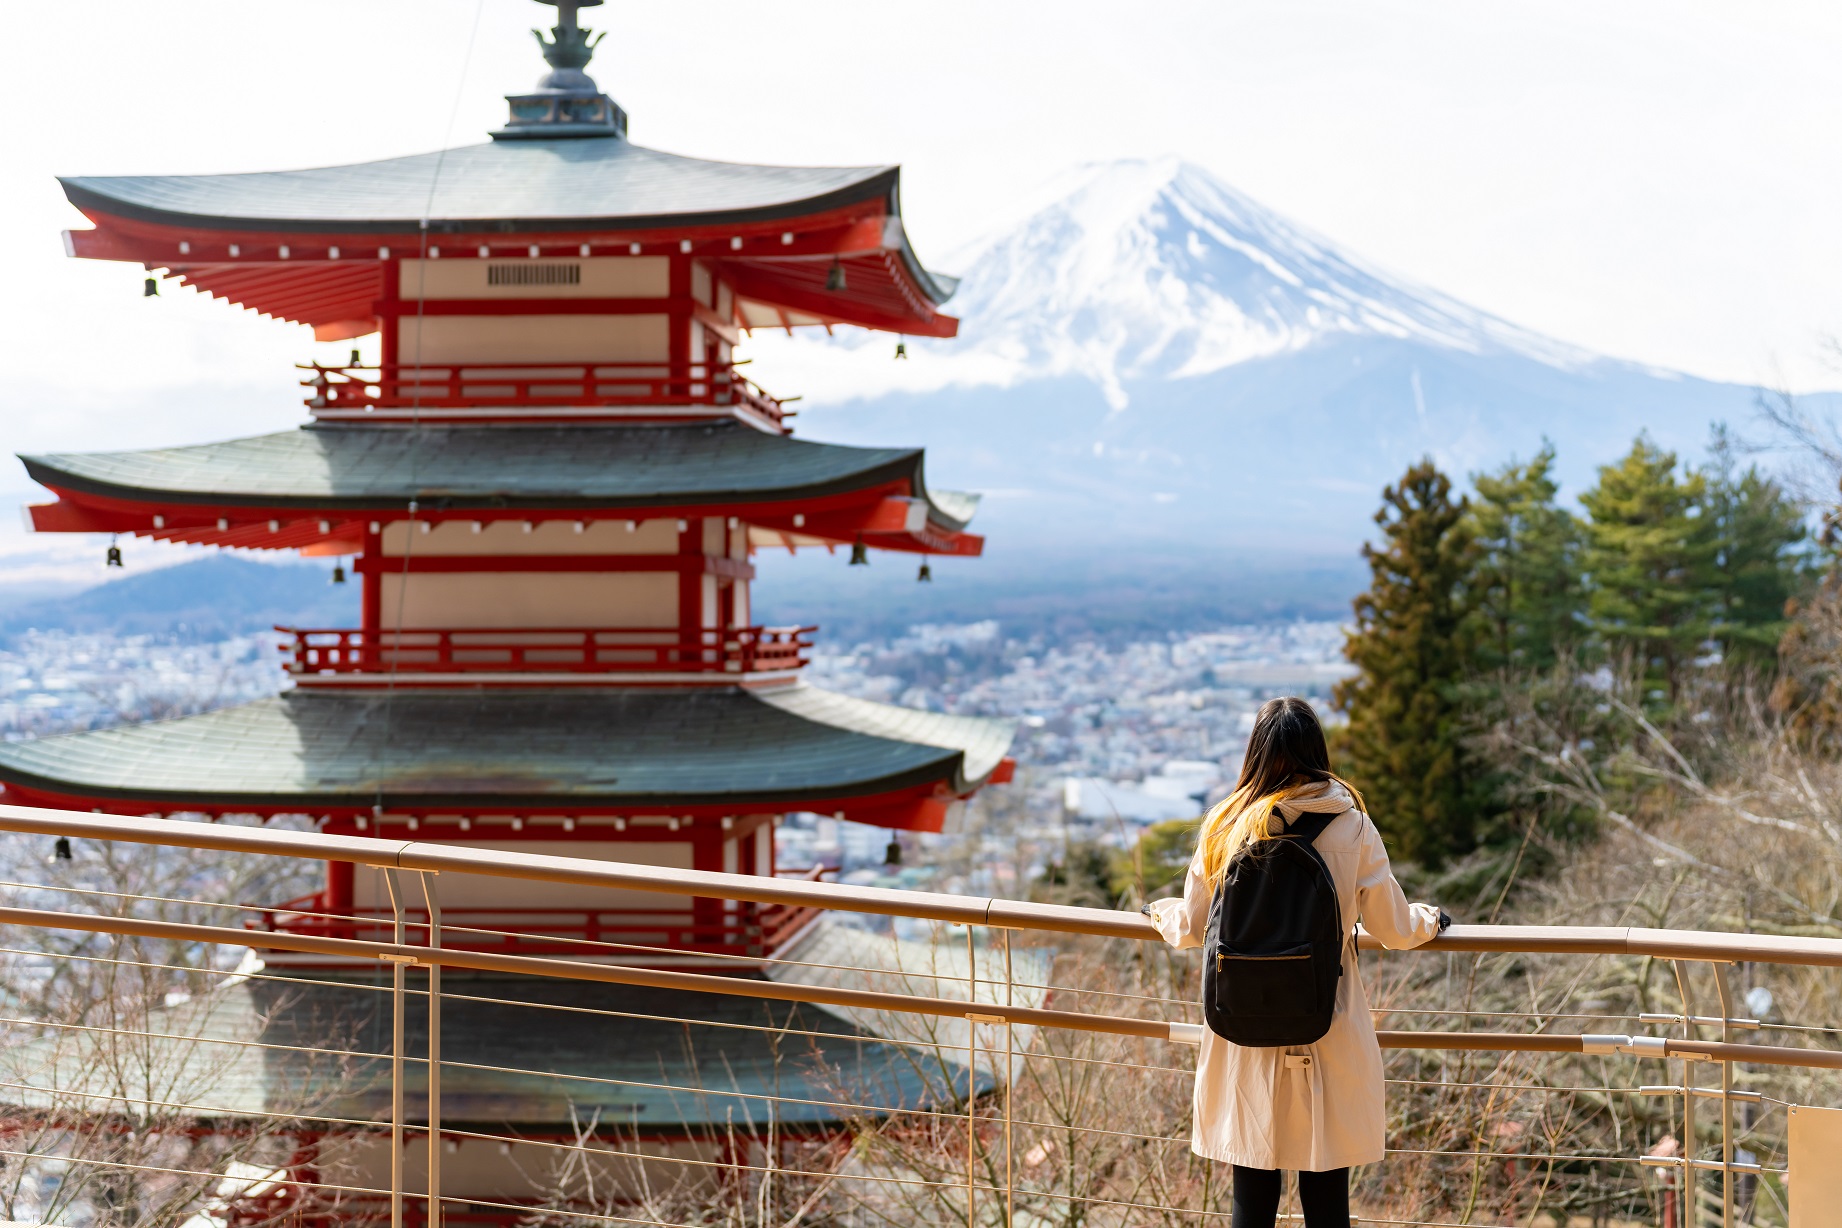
[0,687,1013,810]
[61,139,897,236]
[20,422,973,520]
[758,685,1015,782]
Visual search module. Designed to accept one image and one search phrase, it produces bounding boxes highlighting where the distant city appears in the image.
[0,631,277,738]
[783,619,1353,894]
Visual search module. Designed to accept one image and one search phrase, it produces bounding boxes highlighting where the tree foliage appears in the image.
[1578,437,1716,705]
[1704,428,1809,672]
[1467,444,1585,674]
[1338,429,1812,870]
[1335,460,1482,867]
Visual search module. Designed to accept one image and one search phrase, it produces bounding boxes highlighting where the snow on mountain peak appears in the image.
[747,157,1590,409]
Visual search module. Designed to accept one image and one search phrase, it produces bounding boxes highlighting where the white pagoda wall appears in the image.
[395,313,670,366]
[378,572,676,630]
[381,520,678,555]
[398,257,670,300]
[376,519,682,631]
[392,255,675,367]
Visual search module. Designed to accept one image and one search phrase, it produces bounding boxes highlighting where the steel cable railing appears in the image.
[0,936,1203,1087]
[0,999,1794,1228]
[0,802,1832,1228]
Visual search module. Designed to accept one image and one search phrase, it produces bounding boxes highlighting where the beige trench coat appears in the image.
[1147,783,1440,1171]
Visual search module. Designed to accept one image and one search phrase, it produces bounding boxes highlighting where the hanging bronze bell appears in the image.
[917,561,932,582]
[849,539,869,566]
[826,259,847,292]
[105,542,123,568]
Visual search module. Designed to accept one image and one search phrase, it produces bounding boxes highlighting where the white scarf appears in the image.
[1273,779,1355,819]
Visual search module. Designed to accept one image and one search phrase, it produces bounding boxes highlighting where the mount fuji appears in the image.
[750,158,1807,630]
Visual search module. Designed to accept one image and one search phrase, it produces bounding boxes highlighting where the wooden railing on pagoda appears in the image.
[248,896,824,962]
[299,360,788,425]
[277,625,814,676]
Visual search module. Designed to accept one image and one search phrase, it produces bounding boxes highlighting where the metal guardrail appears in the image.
[9,806,1842,963]
[0,801,1828,1228]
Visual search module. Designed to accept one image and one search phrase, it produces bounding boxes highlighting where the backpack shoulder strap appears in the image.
[1279,808,1340,846]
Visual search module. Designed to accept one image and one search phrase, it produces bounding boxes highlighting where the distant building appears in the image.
[1063,759,1226,824]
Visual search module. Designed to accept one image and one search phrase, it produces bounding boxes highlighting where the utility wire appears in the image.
[376,0,487,817]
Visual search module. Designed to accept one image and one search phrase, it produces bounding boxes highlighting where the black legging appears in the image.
[1230,1165,1349,1228]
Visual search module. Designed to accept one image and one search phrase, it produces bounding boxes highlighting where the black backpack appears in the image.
[1201,809,1346,1047]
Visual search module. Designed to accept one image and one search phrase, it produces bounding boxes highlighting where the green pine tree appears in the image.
[1703,426,1810,672]
[1579,436,1717,705]
[1467,443,1585,673]
[1335,459,1481,867]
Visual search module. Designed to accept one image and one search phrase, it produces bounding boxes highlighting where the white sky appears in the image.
[2,1,1840,509]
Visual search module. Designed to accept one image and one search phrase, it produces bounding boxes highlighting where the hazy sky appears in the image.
[2,1,1840,509]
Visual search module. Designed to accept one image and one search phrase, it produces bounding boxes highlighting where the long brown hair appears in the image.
[1197,696,1365,882]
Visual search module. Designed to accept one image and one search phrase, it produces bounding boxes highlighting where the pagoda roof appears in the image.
[62,140,901,239]
[60,138,957,337]
[0,685,1014,830]
[22,421,953,516]
[8,972,974,1129]
[21,421,982,554]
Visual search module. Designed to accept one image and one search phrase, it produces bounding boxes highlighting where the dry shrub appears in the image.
[830,938,1213,1228]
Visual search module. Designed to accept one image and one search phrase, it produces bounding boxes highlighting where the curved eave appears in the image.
[0,688,1017,832]
[0,748,967,815]
[17,448,926,514]
[58,144,957,334]
[17,423,982,554]
[58,162,904,239]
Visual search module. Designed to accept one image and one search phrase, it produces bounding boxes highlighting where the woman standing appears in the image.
[1144,696,1448,1228]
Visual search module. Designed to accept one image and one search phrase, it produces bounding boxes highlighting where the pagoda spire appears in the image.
[494,0,628,141]
[533,0,605,90]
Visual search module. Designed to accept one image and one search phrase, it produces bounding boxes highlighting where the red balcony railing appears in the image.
[277,625,814,676]
[299,360,786,423]
[248,896,824,962]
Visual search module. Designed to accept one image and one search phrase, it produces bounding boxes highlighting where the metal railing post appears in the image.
[419,871,443,1228]
[1672,960,1700,1227]
[384,868,406,1228]
[1003,929,1015,1228]
[967,924,977,1228]
[1713,964,1736,1228]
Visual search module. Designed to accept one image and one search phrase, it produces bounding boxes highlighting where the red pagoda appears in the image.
[0,2,1014,1219]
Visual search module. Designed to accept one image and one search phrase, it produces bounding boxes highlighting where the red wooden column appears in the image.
[326,860,355,922]
[378,254,399,371]
[360,522,383,639]
[668,254,692,383]
[677,519,707,664]
[689,820,724,953]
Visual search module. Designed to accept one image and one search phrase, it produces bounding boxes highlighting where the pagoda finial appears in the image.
[493,0,627,141]
[533,0,605,87]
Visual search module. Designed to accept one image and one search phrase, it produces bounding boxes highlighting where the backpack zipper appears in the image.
[1218,952,1311,969]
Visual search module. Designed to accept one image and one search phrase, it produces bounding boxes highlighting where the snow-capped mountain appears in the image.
[750,159,1792,566]
[754,157,1597,409]
[934,158,1587,407]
